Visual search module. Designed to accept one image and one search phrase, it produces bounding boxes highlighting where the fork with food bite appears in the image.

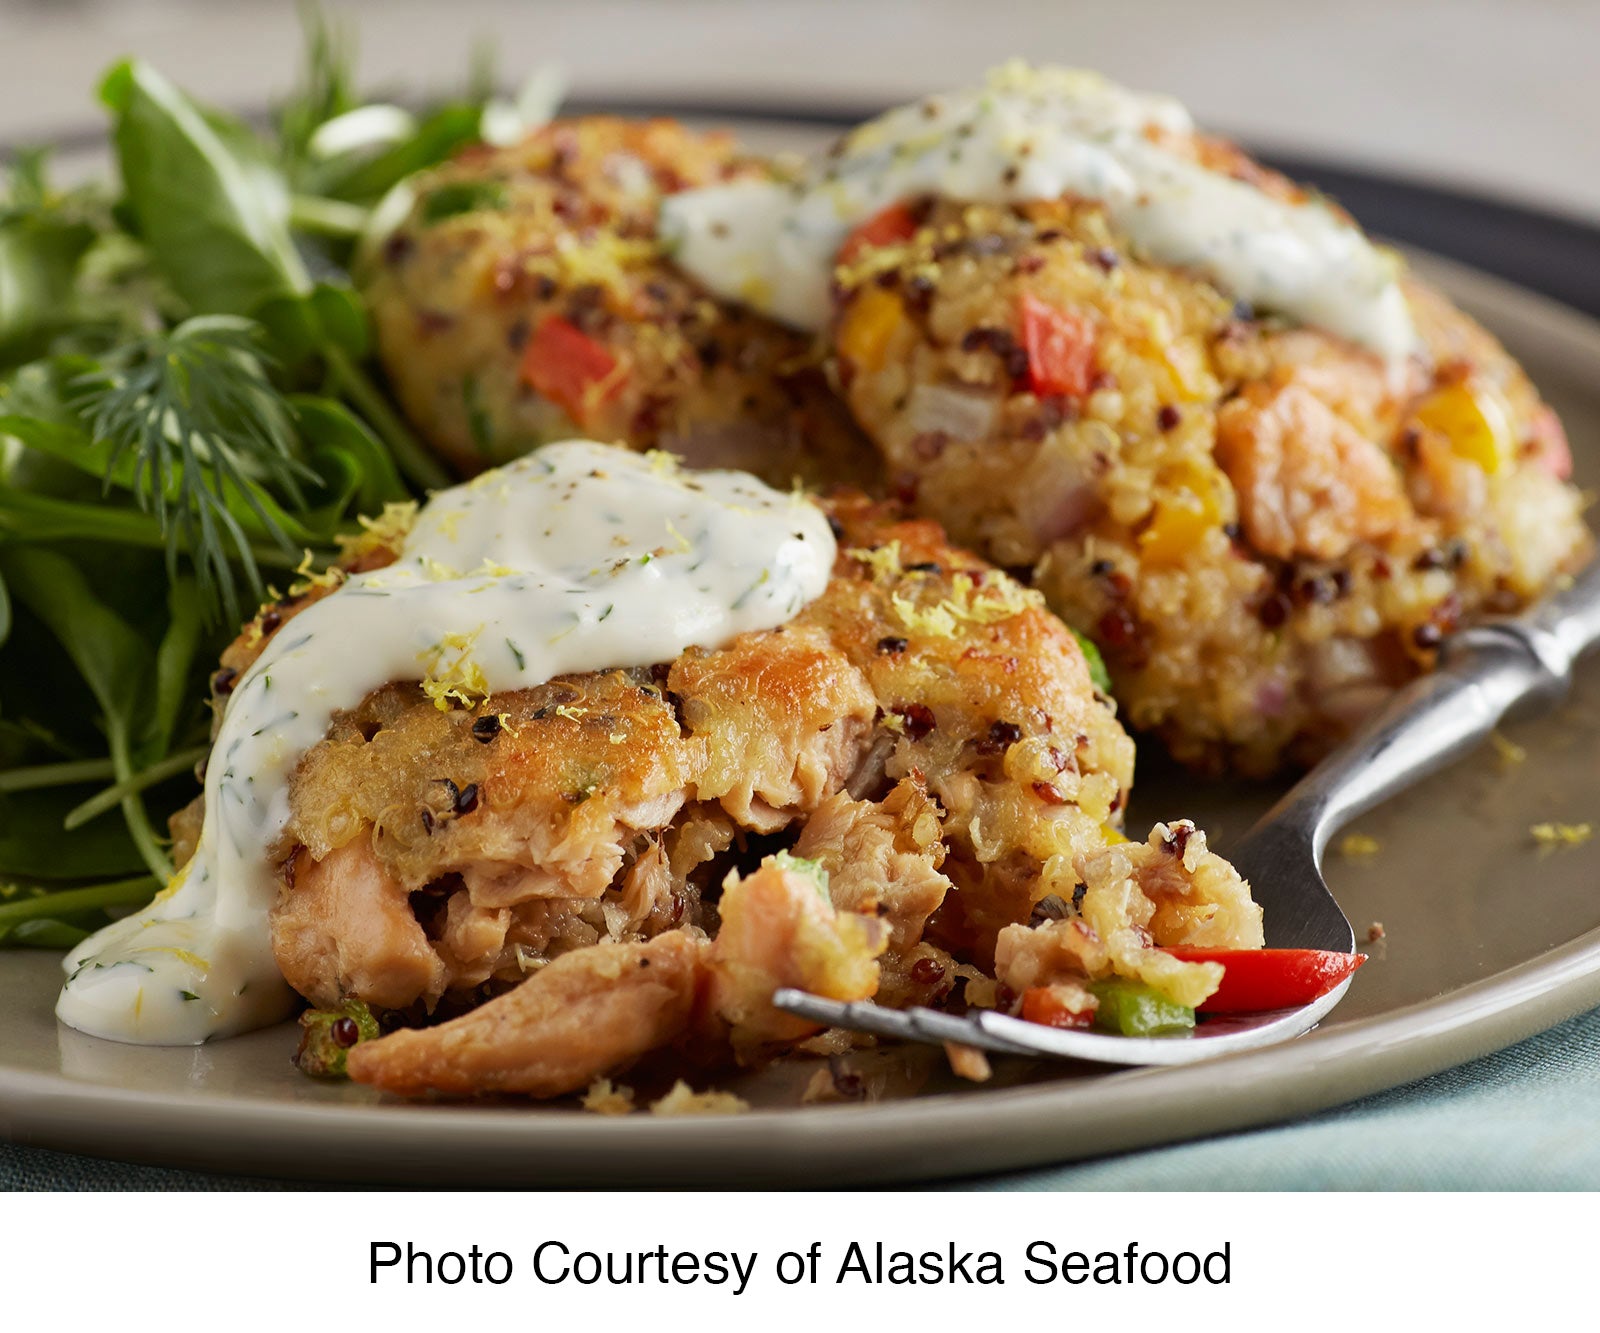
[778,558,1600,1066]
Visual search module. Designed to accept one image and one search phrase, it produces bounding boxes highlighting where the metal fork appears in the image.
[776,560,1600,1066]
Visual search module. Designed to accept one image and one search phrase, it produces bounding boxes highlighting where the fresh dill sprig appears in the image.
[72,315,312,623]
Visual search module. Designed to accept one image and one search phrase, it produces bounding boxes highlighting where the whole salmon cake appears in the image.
[362,116,876,490]
[820,87,1591,775]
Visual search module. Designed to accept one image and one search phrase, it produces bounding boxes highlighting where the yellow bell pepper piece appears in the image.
[1413,381,1513,475]
[1101,823,1132,846]
[1139,463,1224,566]
[837,286,904,375]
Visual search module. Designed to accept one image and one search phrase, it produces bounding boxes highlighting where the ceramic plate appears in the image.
[4,119,1600,1185]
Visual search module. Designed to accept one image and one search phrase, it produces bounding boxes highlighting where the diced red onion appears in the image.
[904,384,997,443]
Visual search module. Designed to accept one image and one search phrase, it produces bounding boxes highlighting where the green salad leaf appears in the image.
[0,3,557,947]
[101,59,310,317]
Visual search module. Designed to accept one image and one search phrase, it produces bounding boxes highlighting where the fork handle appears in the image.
[1263,559,1600,856]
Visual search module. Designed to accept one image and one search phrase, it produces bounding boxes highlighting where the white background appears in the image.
[6,1189,1576,1326]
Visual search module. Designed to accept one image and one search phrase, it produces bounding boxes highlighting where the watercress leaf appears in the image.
[0,546,152,741]
[0,214,97,366]
[318,102,483,204]
[290,395,406,510]
[309,281,370,358]
[0,787,146,880]
[101,59,310,316]
[5,919,91,949]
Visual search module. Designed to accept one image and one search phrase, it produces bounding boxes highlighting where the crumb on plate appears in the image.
[944,1041,993,1083]
[649,1080,751,1116]
[580,1077,636,1116]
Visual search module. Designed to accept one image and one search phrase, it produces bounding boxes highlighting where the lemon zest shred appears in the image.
[1531,821,1593,852]
[1490,731,1527,769]
[418,626,490,711]
[339,499,419,560]
[1338,833,1381,860]
[891,572,1043,638]
[846,541,904,584]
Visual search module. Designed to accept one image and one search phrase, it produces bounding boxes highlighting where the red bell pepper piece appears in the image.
[1018,293,1097,399]
[519,315,622,424]
[1019,985,1095,1030]
[1164,947,1365,1013]
[836,201,921,266]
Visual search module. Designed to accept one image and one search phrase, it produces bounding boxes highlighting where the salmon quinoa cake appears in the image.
[661,65,1593,775]
[362,116,875,490]
[90,446,1262,1098]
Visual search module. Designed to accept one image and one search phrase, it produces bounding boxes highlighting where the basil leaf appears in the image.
[101,59,310,316]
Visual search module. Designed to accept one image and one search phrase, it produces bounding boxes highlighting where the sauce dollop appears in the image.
[57,442,836,1044]
[661,64,1417,362]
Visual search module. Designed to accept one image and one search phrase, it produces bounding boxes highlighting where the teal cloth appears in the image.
[8,1006,1600,1190]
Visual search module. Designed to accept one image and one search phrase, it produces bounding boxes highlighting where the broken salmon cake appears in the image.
[89,443,1260,1096]
[273,506,1258,1097]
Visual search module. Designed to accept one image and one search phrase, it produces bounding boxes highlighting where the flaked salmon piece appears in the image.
[793,780,953,1005]
[704,859,886,1059]
[270,838,445,1011]
[1215,377,1413,561]
[346,931,703,1098]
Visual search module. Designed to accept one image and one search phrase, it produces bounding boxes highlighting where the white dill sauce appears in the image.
[58,442,836,1044]
[661,64,1418,363]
